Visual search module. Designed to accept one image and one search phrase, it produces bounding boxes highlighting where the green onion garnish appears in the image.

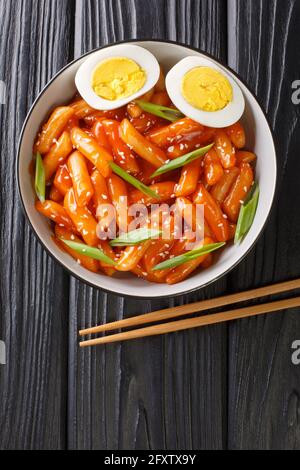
[152,242,225,271]
[60,239,117,265]
[234,183,259,244]
[110,228,162,246]
[151,143,214,178]
[34,152,45,203]
[136,100,184,122]
[110,161,160,200]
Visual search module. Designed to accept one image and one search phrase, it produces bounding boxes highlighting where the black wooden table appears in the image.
[1,0,300,450]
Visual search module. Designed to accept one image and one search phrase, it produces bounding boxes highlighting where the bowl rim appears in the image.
[17,38,278,299]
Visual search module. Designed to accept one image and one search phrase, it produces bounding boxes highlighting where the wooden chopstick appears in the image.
[79,278,300,336]
[80,295,300,347]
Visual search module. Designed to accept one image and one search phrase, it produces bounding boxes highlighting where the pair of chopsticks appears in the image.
[79,278,300,347]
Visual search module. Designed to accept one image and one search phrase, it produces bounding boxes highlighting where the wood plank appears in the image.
[69,0,228,450]
[0,0,74,450]
[227,0,300,449]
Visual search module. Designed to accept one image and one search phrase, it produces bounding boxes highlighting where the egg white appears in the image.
[166,56,245,128]
[75,44,160,110]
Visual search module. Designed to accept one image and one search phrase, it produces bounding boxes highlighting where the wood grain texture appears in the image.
[1,0,299,450]
[69,0,228,450]
[227,0,300,450]
[0,0,74,450]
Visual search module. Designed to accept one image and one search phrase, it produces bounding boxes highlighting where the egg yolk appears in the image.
[181,66,233,112]
[91,57,146,101]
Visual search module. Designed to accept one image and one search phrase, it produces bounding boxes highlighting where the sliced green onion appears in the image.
[34,152,45,203]
[60,239,117,266]
[151,143,214,178]
[152,242,225,271]
[136,100,184,122]
[110,228,162,246]
[110,161,160,200]
[234,183,259,244]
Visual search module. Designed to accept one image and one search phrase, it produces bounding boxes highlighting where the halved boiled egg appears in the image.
[75,44,160,110]
[166,56,245,128]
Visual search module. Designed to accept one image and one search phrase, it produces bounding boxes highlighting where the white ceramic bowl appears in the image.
[17,40,277,298]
